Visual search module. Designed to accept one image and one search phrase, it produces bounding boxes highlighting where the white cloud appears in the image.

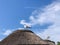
[20,0,60,43]
[0,39,2,41]
[20,20,32,28]
[36,2,60,43]
[37,25,60,43]
[3,30,12,36]
[24,7,39,9]
[33,2,60,44]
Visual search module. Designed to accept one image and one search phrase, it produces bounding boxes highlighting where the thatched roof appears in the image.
[0,30,55,45]
[44,40,55,45]
[44,40,55,44]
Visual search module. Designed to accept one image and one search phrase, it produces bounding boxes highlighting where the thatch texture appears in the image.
[0,30,55,45]
[44,40,55,45]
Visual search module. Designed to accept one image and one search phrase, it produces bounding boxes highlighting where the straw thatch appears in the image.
[0,30,55,45]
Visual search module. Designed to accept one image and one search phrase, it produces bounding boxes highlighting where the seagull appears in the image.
[24,24,31,29]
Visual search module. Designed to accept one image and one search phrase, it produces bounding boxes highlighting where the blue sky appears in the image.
[0,0,60,43]
[0,0,53,33]
[0,0,53,29]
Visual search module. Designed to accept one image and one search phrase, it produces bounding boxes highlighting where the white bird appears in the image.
[24,24,31,29]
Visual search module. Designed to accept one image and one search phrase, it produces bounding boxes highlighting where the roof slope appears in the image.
[0,30,49,45]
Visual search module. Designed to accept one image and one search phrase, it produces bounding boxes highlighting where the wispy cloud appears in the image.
[20,0,60,43]
[20,20,32,27]
[36,1,60,43]
[0,39,2,41]
[0,29,13,41]
[3,30,12,36]
[24,7,39,9]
